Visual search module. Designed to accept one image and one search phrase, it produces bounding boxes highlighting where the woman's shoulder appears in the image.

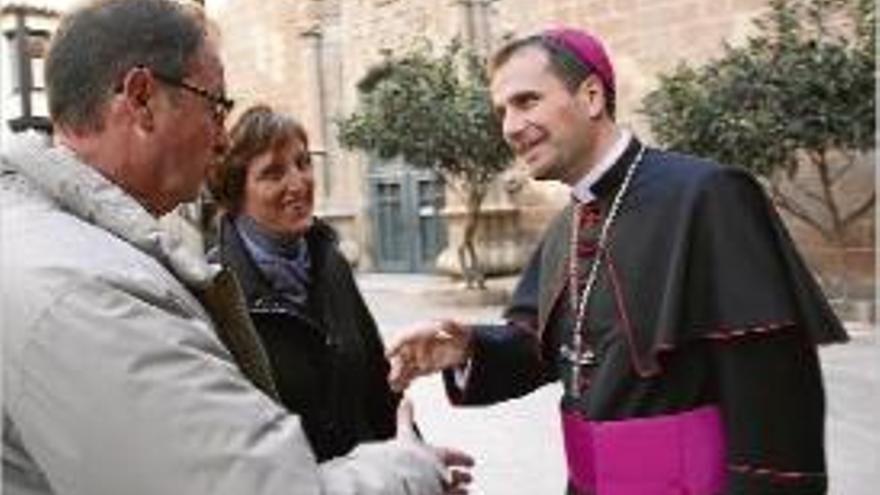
[308,218,339,244]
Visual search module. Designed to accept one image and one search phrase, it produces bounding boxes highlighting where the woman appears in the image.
[209,105,398,461]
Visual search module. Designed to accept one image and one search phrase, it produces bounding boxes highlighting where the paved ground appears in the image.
[357,273,880,495]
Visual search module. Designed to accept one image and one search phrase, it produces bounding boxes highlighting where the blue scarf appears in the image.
[235,215,311,313]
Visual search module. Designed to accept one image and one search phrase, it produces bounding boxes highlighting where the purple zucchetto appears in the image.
[542,27,615,98]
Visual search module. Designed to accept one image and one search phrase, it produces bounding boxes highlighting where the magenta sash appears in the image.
[561,405,727,495]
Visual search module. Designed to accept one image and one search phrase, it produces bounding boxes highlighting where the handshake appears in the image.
[387,319,475,393]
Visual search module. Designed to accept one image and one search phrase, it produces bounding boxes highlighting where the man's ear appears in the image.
[118,67,157,132]
[575,74,606,119]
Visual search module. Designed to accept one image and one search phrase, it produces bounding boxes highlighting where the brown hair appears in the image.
[210,104,309,213]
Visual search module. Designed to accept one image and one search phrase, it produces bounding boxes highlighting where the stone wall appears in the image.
[208,0,780,250]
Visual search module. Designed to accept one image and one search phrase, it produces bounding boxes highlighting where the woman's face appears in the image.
[241,137,315,237]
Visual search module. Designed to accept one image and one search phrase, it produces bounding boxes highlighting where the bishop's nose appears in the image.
[502,111,531,150]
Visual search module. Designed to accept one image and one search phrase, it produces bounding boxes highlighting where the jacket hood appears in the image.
[1,131,218,288]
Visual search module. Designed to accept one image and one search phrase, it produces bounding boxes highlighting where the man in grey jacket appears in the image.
[0,1,472,494]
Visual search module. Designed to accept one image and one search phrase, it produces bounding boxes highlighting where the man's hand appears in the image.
[386,320,474,393]
[397,399,474,495]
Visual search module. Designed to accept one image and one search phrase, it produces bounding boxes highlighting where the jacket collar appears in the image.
[218,214,275,303]
[217,214,338,301]
[1,132,218,288]
[589,135,644,201]
[570,129,633,203]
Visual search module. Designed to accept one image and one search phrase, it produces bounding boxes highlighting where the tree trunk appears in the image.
[768,150,875,305]
[457,185,487,289]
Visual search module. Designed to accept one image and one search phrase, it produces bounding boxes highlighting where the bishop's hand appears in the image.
[387,319,473,393]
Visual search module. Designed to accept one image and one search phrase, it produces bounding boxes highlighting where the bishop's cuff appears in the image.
[442,322,549,406]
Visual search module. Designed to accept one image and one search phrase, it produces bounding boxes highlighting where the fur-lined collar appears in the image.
[1,131,218,287]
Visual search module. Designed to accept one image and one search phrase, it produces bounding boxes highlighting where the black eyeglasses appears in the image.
[151,71,234,124]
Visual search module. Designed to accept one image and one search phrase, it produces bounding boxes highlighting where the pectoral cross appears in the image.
[560,344,596,397]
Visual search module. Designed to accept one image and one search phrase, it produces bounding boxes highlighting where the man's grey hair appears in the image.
[45,0,206,132]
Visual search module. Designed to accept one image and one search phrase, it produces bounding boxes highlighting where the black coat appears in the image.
[445,139,846,494]
[214,215,399,461]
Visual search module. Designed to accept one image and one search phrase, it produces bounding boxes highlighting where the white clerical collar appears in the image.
[571,128,633,203]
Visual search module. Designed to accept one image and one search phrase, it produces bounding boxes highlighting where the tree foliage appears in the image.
[641,0,875,244]
[338,40,511,287]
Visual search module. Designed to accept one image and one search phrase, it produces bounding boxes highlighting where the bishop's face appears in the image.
[490,46,598,186]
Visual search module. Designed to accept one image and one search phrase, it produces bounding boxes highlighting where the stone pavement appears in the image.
[357,272,880,495]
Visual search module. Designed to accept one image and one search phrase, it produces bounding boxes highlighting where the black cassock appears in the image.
[444,137,847,495]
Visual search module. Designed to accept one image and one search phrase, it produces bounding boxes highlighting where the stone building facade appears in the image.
[207,0,775,271]
[0,2,59,150]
